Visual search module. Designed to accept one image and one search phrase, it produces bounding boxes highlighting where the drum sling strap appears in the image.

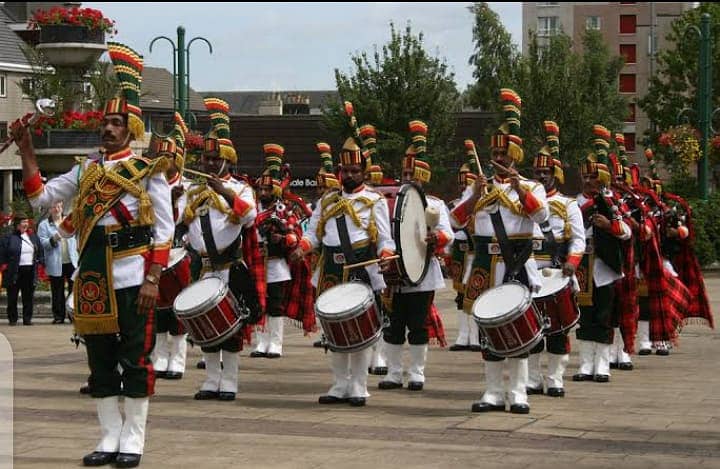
[335,214,371,285]
[199,210,240,270]
[489,210,533,282]
[539,220,561,267]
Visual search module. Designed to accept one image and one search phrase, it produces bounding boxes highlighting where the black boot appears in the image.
[82,451,117,466]
[115,453,142,468]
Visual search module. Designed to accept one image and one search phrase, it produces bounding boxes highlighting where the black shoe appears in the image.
[609,362,619,369]
[250,351,267,358]
[164,371,183,380]
[638,349,652,355]
[8,321,17,326]
[313,340,323,348]
[594,374,610,383]
[546,387,565,397]
[265,352,281,359]
[378,381,403,390]
[407,381,424,391]
[618,362,634,371]
[348,397,366,407]
[194,390,219,400]
[155,370,168,379]
[318,395,348,404]
[371,366,388,375]
[52,319,63,324]
[510,403,530,414]
[471,402,505,412]
[196,360,206,369]
[655,349,670,356]
[526,386,543,395]
[23,321,33,326]
[218,392,236,401]
[79,383,92,395]
[82,451,117,466]
[572,373,593,382]
[469,345,484,352]
[115,453,142,468]
[449,344,470,352]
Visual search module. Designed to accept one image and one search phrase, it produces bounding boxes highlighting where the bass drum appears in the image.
[392,183,430,286]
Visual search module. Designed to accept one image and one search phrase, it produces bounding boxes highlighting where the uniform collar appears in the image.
[104,147,133,161]
[546,188,558,197]
[343,183,366,195]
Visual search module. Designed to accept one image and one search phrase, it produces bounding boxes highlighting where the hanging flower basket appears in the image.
[29,7,116,44]
[32,129,102,149]
[38,24,105,44]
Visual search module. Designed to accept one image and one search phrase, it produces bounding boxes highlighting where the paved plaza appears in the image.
[1,276,719,469]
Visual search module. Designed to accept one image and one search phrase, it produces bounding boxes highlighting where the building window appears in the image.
[619,74,636,93]
[537,16,559,37]
[586,16,602,31]
[620,44,637,64]
[0,122,7,140]
[626,103,636,123]
[620,15,637,34]
[0,75,6,98]
[21,78,35,98]
[624,133,636,152]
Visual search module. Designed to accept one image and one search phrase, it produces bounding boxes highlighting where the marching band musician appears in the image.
[450,89,548,415]
[447,143,480,352]
[151,113,192,381]
[251,144,315,358]
[179,98,258,402]
[574,125,632,384]
[290,101,396,407]
[378,120,453,392]
[527,121,585,398]
[14,43,174,468]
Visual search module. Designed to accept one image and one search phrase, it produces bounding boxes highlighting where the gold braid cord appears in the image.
[317,192,379,245]
[548,199,572,240]
[183,184,240,224]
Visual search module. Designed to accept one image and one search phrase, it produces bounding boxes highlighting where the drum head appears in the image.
[315,282,373,317]
[394,183,430,286]
[533,269,570,298]
[166,247,187,270]
[174,276,224,314]
[472,283,530,323]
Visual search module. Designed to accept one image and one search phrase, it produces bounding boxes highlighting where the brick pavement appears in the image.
[1,277,719,468]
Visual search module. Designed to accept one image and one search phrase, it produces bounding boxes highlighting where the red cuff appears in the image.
[610,220,624,237]
[285,233,298,248]
[299,237,313,253]
[151,246,170,267]
[23,171,44,199]
[566,253,583,269]
[380,248,395,258]
[435,230,451,250]
[450,200,473,226]
[522,191,542,215]
[232,196,252,218]
[677,226,689,239]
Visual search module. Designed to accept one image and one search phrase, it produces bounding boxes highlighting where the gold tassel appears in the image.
[128,114,145,142]
[508,141,524,163]
[554,166,565,184]
[219,145,238,164]
[138,192,155,225]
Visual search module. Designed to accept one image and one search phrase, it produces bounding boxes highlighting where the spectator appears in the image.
[38,201,78,324]
[0,212,44,325]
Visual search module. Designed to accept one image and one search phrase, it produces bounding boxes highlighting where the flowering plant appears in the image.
[658,124,701,168]
[29,7,117,35]
[29,110,105,137]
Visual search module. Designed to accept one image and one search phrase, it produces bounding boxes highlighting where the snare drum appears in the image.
[157,248,191,310]
[472,283,545,357]
[172,276,246,347]
[533,269,580,335]
[314,282,382,353]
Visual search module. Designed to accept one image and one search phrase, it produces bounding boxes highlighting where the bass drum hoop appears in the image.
[393,182,430,286]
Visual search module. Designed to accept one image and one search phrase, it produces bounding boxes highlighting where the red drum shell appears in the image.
[157,249,192,310]
[315,283,382,353]
[533,271,579,335]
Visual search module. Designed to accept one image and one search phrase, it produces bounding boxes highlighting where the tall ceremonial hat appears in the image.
[339,101,366,169]
[533,120,564,184]
[360,124,383,185]
[644,147,663,194]
[171,111,189,171]
[260,143,284,197]
[461,139,480,186]
[315,142,340,189]
[580,124,612,186]
[611,132,628,182]
[490,88,524,163]
[105,42,145,141]
[203,97,237,164]
[404,120,431,183]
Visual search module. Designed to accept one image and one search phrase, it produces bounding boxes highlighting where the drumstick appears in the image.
[489,159,515,176]
[343,255,400,271]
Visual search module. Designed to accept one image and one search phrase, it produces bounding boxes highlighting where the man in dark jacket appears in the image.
[0,212,44,325]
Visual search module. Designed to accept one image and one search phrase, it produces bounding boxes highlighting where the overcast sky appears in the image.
[86,2,522,92]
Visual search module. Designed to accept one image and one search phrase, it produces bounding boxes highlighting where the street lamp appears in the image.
[149,26,213,123]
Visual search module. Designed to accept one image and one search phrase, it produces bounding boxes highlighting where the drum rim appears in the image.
[314,282,376,321]
[393,182,430,286]
[173,276,229,316]
[165,248,188,271]
[533,269,571,299]
[471,282,533,325]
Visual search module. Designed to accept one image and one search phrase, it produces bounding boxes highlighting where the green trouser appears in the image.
[576,283,614,344]
[529,334,571,355]
[384,291,433,345]
[156,308,182,335]
[267,281,289,317]
[85,286,156,398]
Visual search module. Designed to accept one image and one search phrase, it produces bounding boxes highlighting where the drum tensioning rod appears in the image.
[343,255,400,271]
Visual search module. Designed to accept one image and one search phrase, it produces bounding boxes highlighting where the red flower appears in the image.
[29,7,116,35]
[658,133,672,147]
[33,110,105,136]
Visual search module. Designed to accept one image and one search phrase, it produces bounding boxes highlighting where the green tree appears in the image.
[324,22,461,187]
[465,2,520,112]
[638,3,720,173]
